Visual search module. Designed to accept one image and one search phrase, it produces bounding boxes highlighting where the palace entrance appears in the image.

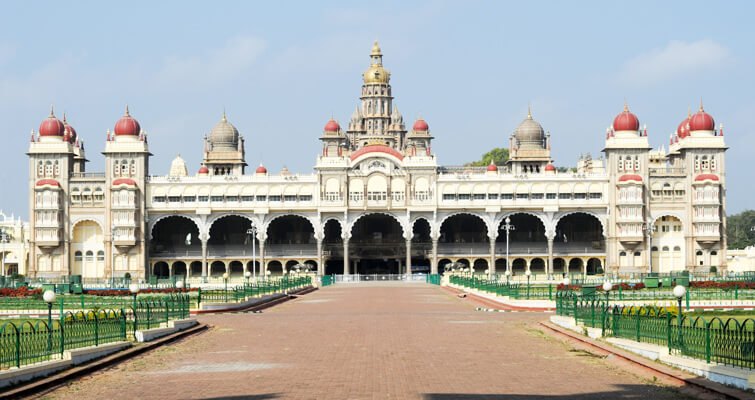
[349,214,405,274]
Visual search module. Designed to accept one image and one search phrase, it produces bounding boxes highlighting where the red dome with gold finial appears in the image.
[255,163,267,174]
[689,101,715,132]
[39,106,65,137]
[486,161,498,172]
[198,166,209,175]
[324,119,340,132]
[612,101,640,132]
[413,118,428,131]
[545,163,556,172]
[114,106,141,136]
[63,113,77,143]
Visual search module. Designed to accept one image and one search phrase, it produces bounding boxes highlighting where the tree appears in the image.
[466,148,509,166]
[726,210,755,249]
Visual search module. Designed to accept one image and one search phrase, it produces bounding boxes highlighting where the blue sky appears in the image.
[0,1,752,218]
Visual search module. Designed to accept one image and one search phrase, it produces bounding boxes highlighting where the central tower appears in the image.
[347,41,406,151]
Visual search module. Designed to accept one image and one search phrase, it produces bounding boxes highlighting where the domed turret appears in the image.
[324,118,340,133]
[413,117,429,131]
[114,105,141,136]
[208,111,239,150]
[362,40,390,84]
[486,161,498,172]
[39,106,65,137]
[677,109,691,139]
[513,106,545,149]
[255,163,267,174]
[390,106,404,126]
[169,153,188,177]
[689,101,715,132]
[62,113,77,143]
[612,101,640,132]
[198,166,209,175]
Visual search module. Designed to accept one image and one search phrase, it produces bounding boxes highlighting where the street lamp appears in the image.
[673,285,686,346]
[0,227,9,277]
[43,290,56,351]
[525,269,532,299]
[176,280,184,290]
[246,227,257,282]
[602,281,613,335]
[563,277,571,288]
[501,217,515,276]
[643,222,657,273]
[129,282,140,312]
[504,269,510,286]
[110,227,117,288]
[245,270,251,284]
[222,272,229,303]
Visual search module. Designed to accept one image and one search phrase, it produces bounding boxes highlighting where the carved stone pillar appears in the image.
[405,239,412,276]
[201,239,208,277]
[431,238,439,275]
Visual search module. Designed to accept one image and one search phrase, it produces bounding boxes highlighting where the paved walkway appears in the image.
[39,283,688,399]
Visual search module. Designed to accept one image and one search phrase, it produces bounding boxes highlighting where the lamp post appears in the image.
[643,222,657,274]
[525,269,531,299]
[129,283,140,336]
[563,277,571,290]
[245,270,251,284]
[0,227,9,277]
[110,227,117,288]
[504,269,510,286]
[673,285,686,347]
[501,217,515,275]
[43,290,56,351]
[246,227,257,282]
[223,272,229,303]
[602,281,612,335]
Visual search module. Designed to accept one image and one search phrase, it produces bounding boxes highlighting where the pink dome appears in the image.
[544,163,555,172]
[689,103,715,132]
[198,166,209,174]
[612,103,640,132]
[256,164,267,174]
[114,106,141,136]
[324,119,340,132]
[36,179,61,187]
[695,174,719,182]
[112,178,137,186]
[39,107,65,137]
[486,161,498,172]
[413,118,428,131]
[618,174,643,182]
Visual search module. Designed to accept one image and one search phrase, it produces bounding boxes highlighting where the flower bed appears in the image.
[83,288,197,296]
[0,287,42,297]
[690,280,755,289]
[556,282,645,291]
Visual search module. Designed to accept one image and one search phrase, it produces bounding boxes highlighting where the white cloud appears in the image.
[618,39,730,85]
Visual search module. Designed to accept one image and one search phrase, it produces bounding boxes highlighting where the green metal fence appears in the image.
[0,309,126,369]
[426,274,440,285]
[321,275,335,287]
[555,291,755,370]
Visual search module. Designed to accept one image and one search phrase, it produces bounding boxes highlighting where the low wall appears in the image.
[136,318,198,342]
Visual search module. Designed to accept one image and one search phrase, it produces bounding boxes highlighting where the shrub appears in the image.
[709,266,718,273]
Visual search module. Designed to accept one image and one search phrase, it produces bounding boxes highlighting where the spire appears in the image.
[371,39,381,56]
[62,112,67,123]
[623,98,628,112]
[699,99,704,112]
[49,105,55,117]
[125,104,131,117]
[688,107,692,118]
[222,108,227,122]
[527,104,532,119]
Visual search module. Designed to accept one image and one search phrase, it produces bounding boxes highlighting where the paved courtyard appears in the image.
[39,283,688,399]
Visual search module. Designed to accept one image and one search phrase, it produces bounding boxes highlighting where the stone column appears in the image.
[547,238,554,276]
[260,241,266,277]
[343,238,350,275]
[405,239,412,276]
[489,236,496,275]
[431,237,439,275]
[316,238,323,276]
[201,239,208,277]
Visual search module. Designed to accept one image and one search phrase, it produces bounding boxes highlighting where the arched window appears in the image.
[673,246,681,251]
[130,160,136,176]
[651,246,658,251]
[696,250,703,256]
[96,250,105,261]
[618,156,623,171]
[633,252,641,257]
[710,250,718,256]
[85,251,94,261]
[701,155,709,170]
[74,251,83,261]
[662,246,669,252]
[121,160,129,176]
[45,161,53,177]
[619,251,627,257]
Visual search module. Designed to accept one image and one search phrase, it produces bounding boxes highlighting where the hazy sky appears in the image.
[1,1,752,218]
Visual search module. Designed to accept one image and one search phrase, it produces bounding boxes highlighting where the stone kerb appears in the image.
[136,318,198,342]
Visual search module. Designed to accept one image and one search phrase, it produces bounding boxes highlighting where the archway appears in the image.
[473,259,488,274]
[350,214,404,274]
[555,213,604,252]
[172,261,187,277]
[440,214,488,247]
[303,260,318,273]
[285,260,299,273]
[512,258,527,274]
[457,259,470,268]
[153,262,169,278]
[439,258,452,273]
[71,220,104,278]
[322,219,343,274]
[411,218,432,273]
[151,216,200,257]
[210,261,225,277]
[268,260,283,275]
[267,215,315,245]
[246,261,261,276]
[530,258,546,274]
[553,258,566,274]
[495,258,507,272]
[568,258,583,273]
[190,261,202,277]
[208,215,254,258]
[229,260,244,276]
[497,214,546,255]
[586,258,602,275]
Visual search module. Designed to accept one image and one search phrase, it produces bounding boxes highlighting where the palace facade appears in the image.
[25,41,728,280]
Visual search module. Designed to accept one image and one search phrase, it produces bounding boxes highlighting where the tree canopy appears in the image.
[465,148,509,166]
[726,210,755,249]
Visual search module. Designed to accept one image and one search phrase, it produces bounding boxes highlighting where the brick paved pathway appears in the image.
[39,283,687,399]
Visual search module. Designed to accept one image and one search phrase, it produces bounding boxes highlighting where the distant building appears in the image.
[727,247,755,273]
[25,41,728,280]
[0,211,29,276]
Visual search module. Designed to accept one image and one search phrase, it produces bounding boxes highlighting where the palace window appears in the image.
[473,194,486,200]
[589,193,602,199]
[531,193,544,200]
[269,195,281,202]
[85,251,94,262]
[283,195,297,202]
[457,194,471,200]
[198,196,209,202]
[443,194,456,201]
[38,161,44,177]
[501,193,513,200]
[241,196,253,202]
[210,196,224,202]
[574,193,587,199]
[488,193,498,200]
[153,196,166,203]
[74,251,82,262]
[299,195,312,202]
[256,195,267,202]
[184,196,196,203]
[546,193,556,200]
[558,193,571,200]
[97,251,105,261]
[168,196,181,203]
[516,193,528,200]
[226,196,239,202]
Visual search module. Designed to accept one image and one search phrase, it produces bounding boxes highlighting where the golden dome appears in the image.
[363,40,390,84]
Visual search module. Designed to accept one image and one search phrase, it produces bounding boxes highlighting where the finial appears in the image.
[623,98,628,112]
[418,112,423,120]
[699,99,704,112]
[125,104,130,117]
[527,104,532,119]
[62,112,67,123]
[222,108,227,122]
[330,112,334,121]
[49,105,55,117]
[688,107,691,118]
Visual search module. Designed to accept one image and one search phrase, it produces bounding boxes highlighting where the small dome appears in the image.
[114,106,141,136]
[280,166,291,175]
[612,102,640,132]
[208,111,239,150]
[63,113,77,143]
[514,107,545,148]
[413,118,429,131]
[486,161,498,172]
[39,107,65,137]
[324,119,340,132]
[689,103,715,132]
[677,116,690,139]
[198,166,209,175]
[169,153,188,177]
[255,163,267,174]
[545,163,556,172]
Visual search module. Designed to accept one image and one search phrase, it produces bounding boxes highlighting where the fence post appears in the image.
[666,313,672,349]
[636,311,640,342]
[705,322,711,363]
[735,285,739,300]
[15,327,20,368]
[549,284,552,300]
[165,299,169,326]
[686,290,690,311]
[60,321,64,356]
[146,303,151,330]
[60,297,64,317]
[121,308,126,340]
[94,312,99,347]
[198,287,202,308]
[80,293,84,309]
